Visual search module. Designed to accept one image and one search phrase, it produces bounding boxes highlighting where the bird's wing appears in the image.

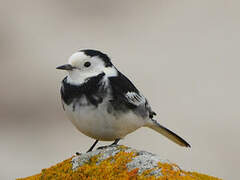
[108,71,145,106]
[108,71,156,118]
[125,91,146,106]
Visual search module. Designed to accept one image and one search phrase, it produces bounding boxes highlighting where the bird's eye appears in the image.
[84,62,91,67]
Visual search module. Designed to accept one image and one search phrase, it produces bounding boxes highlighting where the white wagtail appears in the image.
[57,49,190,152]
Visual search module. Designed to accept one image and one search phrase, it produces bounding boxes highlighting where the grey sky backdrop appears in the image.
[0,1,239,179]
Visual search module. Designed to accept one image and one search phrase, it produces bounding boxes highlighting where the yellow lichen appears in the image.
[18,151,221,180]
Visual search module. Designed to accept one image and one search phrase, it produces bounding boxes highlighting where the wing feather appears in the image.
[108,70,156,118]
[125,91,146,106]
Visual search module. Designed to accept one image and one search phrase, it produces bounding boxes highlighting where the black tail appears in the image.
[146,119,191,147]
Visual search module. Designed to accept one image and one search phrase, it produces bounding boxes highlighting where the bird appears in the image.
[56,49,190,152]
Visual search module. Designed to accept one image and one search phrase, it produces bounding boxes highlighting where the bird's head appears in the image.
[57,49,117,85]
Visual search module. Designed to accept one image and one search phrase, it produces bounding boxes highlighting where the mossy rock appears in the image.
[18,145,221,180]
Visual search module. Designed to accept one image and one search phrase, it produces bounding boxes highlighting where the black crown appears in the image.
[80,49,112,67]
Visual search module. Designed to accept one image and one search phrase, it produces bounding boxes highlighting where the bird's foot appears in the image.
[76,152,81,155]
[97,139,120,150]
[97,145,108,150]
[97,144,117,150]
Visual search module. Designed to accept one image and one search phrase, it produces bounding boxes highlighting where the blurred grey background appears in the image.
[0,0,239,179]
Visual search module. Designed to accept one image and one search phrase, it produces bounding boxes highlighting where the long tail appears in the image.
[145,119,191,147]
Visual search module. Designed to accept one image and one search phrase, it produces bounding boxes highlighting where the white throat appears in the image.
[67,66,118,85]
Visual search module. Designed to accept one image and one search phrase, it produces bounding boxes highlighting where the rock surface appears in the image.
[18,145,221,180]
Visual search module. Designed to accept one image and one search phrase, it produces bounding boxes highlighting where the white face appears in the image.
[66,52,117,85]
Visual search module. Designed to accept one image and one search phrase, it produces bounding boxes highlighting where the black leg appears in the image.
[110,138,120,146]
[87,140,99,153]
[97,138,121,150]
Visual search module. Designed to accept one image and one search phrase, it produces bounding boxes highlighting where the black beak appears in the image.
[56,64,74,70]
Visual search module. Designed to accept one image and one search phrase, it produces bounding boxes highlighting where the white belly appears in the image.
[63,99,146,141]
